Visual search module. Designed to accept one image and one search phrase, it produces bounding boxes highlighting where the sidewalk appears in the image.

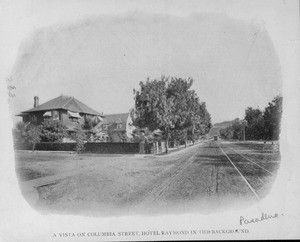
[151,140,206,157]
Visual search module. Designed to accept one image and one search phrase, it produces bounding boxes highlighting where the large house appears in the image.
[17,95,104,131]
[94,112,135,142]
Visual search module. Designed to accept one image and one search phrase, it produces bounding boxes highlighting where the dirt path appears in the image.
[130,141,260,214]
[15,140,280,216]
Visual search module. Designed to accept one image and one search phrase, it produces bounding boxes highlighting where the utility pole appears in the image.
[242,120,247,142]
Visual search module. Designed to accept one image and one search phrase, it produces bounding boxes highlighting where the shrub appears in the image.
[39,120,68,142]
[70,123,86,152]
[24,124,41,151]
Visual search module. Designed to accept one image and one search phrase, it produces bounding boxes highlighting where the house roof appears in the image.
[20,95,103,116]
[103,113,130,131]
[104,113,129,123]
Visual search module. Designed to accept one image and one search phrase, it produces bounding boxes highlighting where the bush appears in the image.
[70,123,86,152]
[39,120,68,142]
[24,124,41,151]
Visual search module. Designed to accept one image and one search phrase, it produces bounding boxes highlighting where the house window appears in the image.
[68,111,81,122]
[43,111,52,121]
[31,115,37,123]
[53,111,59,120]
[116,123,122,129]
[70,117,78,122]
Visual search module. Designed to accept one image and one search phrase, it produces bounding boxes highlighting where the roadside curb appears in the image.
[152,141,207,157]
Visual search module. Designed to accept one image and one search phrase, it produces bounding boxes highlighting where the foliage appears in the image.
[219,118,244,140]
[220,95,283,141]
[16,121,27,134]
[166,78,211,142]
[70,123,86,152]
[106,127,128,142]
[131,130,146,143]
[132,76,212,152]
[244,107,265,140]
[82,116,105,142]
[132,76,174,152]
[263,96,283,140]
[131,128,158,143]
[83,116,94,130]
[39,120,68,142]
[24,124,41,151]
[219,125,233,139]
[170,129,187,143]
[13,121,27,143]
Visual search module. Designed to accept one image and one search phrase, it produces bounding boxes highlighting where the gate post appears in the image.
[139,142,145,154]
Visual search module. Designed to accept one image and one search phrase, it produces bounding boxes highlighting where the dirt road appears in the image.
[15,140,280,216]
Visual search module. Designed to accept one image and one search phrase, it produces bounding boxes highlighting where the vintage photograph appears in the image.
[9,1,282,216]
[1,0,299,241]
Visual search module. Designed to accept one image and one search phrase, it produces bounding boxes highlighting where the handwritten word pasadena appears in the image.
[240,212,280,225]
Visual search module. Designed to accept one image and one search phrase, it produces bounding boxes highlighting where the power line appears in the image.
[236,30,261,81]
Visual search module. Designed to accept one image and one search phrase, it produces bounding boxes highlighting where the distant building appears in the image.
[95,113,135,142]
[17,95,104,132]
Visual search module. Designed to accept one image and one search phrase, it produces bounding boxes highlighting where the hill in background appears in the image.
[209,118,240,136]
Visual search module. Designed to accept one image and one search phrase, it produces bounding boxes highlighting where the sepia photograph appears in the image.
[0,0,299,241]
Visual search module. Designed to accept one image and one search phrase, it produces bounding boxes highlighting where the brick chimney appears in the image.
[34,96,39,107]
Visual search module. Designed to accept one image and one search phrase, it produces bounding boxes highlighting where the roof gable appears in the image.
[104,113,129,124]
[104,113,130,130]
[22,95,103,116]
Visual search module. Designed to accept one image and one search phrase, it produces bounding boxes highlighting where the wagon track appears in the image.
[146,154,196,202]
[144,140,278,204]
[218,144,260,200]
[218,142,277,200]
[223,145,274,175]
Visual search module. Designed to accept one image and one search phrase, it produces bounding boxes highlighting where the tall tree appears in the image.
[132,76,211,152]
[263,95,283,140]
[132,76,175,152]
[231,119,244,140]
[244,107,264,140]
[220,95,283,141]
[198,102,212,135]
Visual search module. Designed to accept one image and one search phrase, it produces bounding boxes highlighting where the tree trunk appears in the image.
[165,129,169,153]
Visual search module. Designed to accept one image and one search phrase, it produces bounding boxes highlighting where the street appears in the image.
[15,139,280,216]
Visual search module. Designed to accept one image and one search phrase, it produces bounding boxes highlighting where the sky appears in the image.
[2,0,294,124]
